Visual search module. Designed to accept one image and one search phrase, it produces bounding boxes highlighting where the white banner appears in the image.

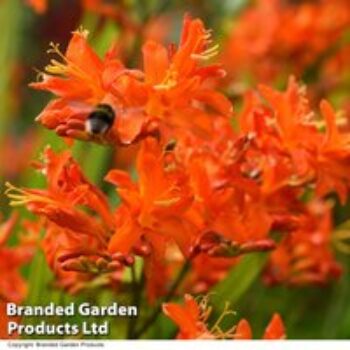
[0,341,350,350]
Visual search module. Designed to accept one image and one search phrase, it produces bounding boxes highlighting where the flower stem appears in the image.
[127,265,144,339]
[132,260,190,339]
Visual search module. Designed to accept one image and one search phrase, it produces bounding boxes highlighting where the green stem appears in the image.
[133,260,190,339]
[127,265,138,339]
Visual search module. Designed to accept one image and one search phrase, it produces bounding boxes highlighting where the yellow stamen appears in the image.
[154,197,181,207]
[191,44,220,61]
[32,67,46,82]
[195,294,237,339]
[72,26,89,39]
[47,42,67,60]
[154,66,178,91]
[210,301,237,339]
[43,38,103,101]
[5,182,56,207]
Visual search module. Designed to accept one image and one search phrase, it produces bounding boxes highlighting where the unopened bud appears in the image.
[239,240,276,253]
[96,257,108,270]
[107,261,122,271]
[133,243,151,257]
[61,260,85,272]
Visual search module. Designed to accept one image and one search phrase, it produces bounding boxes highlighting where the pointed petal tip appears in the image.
[263,313,286,340]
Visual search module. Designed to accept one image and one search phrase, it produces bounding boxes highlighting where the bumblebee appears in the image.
[85,104,116,135]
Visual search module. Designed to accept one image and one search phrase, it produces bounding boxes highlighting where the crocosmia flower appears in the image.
[31,16,232,147]
[163,294,286,340]
[8,3,350,341]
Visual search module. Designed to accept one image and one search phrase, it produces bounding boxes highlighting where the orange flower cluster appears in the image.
[163,294,285,339]
[6,147,124,293]
[222,0,350,85]
[0,214,37,338]
[0,131,37,180]
[31,29,153,145]
[0,214,36,304]
[264,200,342,285]
[234,77,350,285]
[7,14,350,338]
[31,16,231,145]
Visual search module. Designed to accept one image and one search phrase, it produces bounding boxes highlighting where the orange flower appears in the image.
[31,29,153,145]
[25,0,47,14]
[0,213,39,339]
[106,138,194,256]
[6,147,114,238]
[0,213,29,303]
[42,222,123,293]
[238,77,350,203]
[32,16,232,146]
[316,100,350,202]
[162,294,217,339]
[264,200,342,286]
[5,147,130,292]
[0,130,38,179]
[234,314,285,340]
[106,138,197,302]
[222,0,350,84]
[142,15,232,138]
[178,126,274,254]
[163,294,286,340]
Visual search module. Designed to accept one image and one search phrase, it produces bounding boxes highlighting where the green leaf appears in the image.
[24,250,53,307]
[213,252,268,307]
[0,0,22,133]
